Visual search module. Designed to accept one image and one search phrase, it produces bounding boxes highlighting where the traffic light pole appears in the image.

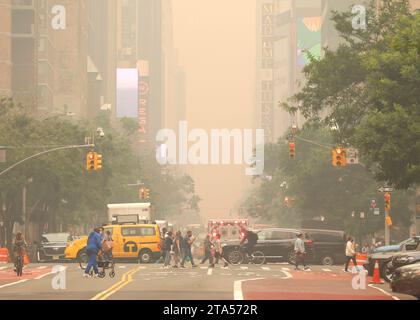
[385,210,390,246]
[0,144,95,178]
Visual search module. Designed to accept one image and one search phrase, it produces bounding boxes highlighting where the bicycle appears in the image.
[15,254,24,277]
[227,245,265,266]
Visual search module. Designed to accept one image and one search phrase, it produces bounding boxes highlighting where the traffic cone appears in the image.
[370,260,384,284]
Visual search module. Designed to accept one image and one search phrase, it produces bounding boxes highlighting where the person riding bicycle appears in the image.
[239,226,258,257]
[13,232,27,272]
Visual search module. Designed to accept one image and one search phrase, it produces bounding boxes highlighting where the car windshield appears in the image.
[41,233,71,243]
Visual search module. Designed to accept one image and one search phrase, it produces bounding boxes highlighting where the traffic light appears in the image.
[384,192,391,212]
[94,153,102,170]
[139,187,146,199]
[332,147,347,167]
[144,188,150,200]
[288,141,295,158]
[86,152,95,171]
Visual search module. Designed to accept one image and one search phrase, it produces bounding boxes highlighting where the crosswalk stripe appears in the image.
[0,266,8,271]
[240,266,248,270]
[37,266,48,270]
[207,268,213,276]
[200,267,207,269]
[322,268,332,272]
[261,267,270,271]
[281,267,290,271]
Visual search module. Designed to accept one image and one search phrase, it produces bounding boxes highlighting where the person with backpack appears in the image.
[200,234,214,266]
[163,231,173,268]
[239,226,258,257]
[181,230,197,268]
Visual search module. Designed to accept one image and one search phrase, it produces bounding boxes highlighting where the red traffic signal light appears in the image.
[289,141,296,158]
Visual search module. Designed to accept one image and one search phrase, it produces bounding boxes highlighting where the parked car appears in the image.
[391,262,420,299]
[36,233,75,262]
[221,228,314,264]
[382,243,420,282]
[366,236,420,279]
[373,236,420,253]
[302,229,346,265]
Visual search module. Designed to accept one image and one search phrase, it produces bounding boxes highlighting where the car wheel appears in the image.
[382,261,393,283]
[78,251,88,270]
[320,256,334,266]
[138,249,153,264]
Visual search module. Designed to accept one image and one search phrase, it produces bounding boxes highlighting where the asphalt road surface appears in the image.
[0,262,417,300]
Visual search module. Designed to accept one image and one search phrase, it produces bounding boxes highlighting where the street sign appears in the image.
[346,148,359,164]
[374,208,380,215]
[377,186,394,193]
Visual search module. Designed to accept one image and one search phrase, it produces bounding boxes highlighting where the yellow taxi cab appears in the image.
[65,223,161,264]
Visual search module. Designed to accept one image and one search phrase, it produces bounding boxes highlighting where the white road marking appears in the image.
[261,267,270,271]
[36,266,47,270]
[118,266,127,269]
[0,266,7,271]
[35,272,53,280]
[280,270,293,279]
[200,267,207,269]
[368,284,400,300]
[322,268,332,272]
[281,267,290,271]
[207,268,213,276]
[0,279,28,289]
[234,278,265,300]
[240,266,248,270]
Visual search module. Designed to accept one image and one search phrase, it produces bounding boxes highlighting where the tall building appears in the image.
[11,0,39,111]
[0,0,12,97]
[87,0,117,119]
[115,0,184,150]
[256,0,322,142]
[51,0,89,118]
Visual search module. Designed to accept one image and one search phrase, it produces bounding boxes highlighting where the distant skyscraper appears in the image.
[0,0,12,98]
[256,0,322,142]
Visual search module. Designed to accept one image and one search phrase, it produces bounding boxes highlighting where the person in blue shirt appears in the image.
[84,227,103,278]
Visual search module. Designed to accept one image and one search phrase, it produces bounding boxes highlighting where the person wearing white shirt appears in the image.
[344,237,357,272]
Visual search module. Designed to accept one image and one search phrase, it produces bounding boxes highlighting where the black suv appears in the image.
[302,229,346,265]
[221,228,314,264]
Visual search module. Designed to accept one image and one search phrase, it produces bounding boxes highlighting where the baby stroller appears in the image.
[96,251,115,278]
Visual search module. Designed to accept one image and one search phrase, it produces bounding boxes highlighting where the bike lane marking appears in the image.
[0,279,28,289]
[234,278,265,300]
[368,284,400,300]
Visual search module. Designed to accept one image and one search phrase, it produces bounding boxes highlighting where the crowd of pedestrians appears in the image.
[160,228,228,269]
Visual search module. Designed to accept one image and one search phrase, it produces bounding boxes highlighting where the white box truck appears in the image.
[107,203,152,224]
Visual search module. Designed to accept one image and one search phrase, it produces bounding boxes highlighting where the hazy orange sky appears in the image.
[172,0,257,219]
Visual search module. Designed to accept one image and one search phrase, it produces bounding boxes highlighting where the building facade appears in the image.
[0,0,12,97]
